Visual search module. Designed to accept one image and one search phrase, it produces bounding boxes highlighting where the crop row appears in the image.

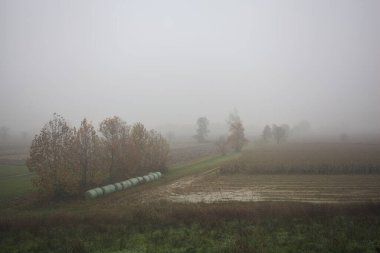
[220,143,380,174]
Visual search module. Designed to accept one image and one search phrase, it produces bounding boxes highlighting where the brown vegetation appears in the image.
[220,143,380,174]
[227,110,247,152]
[26,114,169,199]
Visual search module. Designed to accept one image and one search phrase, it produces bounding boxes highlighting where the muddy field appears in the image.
[144,143,380,204]
[142,170,380,203]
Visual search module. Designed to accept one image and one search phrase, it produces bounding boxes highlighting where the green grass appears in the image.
[0,164,34,201]
[1,202,380,253]
[167,153,241,179]
[0,164,29,177]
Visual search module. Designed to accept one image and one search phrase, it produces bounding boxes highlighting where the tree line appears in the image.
[194,111,248,155]
[262,120,311,143]
[26,114,169,199]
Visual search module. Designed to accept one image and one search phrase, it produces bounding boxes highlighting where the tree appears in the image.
[99,116,129,181]
[146,130,170,173]
[128,122,150,175]
[272,124,290,144]
[227,110,247,152]
[194,117,210,143]
[215,136,228,156]
[26,113,79,199]
[74,118,102,188]
[262,125,272,142]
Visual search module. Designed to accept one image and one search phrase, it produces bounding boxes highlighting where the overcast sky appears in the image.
[1,0,379,134]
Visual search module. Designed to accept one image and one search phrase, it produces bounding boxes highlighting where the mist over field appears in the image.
[2,2,380,252]
[1,0,380,139]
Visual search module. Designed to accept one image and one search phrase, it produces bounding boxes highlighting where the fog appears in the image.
[1,0,380,137]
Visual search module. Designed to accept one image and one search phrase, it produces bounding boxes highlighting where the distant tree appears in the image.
[262,125,272,142]
[194,117,210,143]
[99,116,129,181]
[227,110,247,152]
[272,124,290,144]
[26,113,79,199]
[74,118,102,188]
[215,136,228,156]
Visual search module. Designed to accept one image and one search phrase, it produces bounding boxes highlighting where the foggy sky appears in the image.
[1,0,380,134]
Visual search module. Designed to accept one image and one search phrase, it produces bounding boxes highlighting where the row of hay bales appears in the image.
[85,172,162,199]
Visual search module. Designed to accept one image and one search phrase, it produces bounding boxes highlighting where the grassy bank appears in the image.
[166,152,241,179]
[1,202,379,253]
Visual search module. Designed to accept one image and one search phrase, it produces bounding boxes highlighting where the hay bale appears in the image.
[130,178,139,186]
[121,180,131,189]
[94,187,104,196]
[101,184,116,195]
[143,175,150,183]
[114,182,123,191]
[85,189,98,199]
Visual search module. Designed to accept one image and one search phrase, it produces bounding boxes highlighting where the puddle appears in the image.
[169,189,261,203]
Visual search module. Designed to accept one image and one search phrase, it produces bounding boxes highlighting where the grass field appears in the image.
[0,164,34,201]
[1,202,380,253]
[2,143,380,252]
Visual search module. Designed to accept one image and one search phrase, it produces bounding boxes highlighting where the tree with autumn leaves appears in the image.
[27,114,169,199]
[227,110,247,152]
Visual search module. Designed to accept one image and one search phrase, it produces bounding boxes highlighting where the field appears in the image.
[167,142,218,165]
[0,164,34,202]
[1,142,380,252]
[160,174,380,203]
[219,143,380,174]
[115,143,380,204]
